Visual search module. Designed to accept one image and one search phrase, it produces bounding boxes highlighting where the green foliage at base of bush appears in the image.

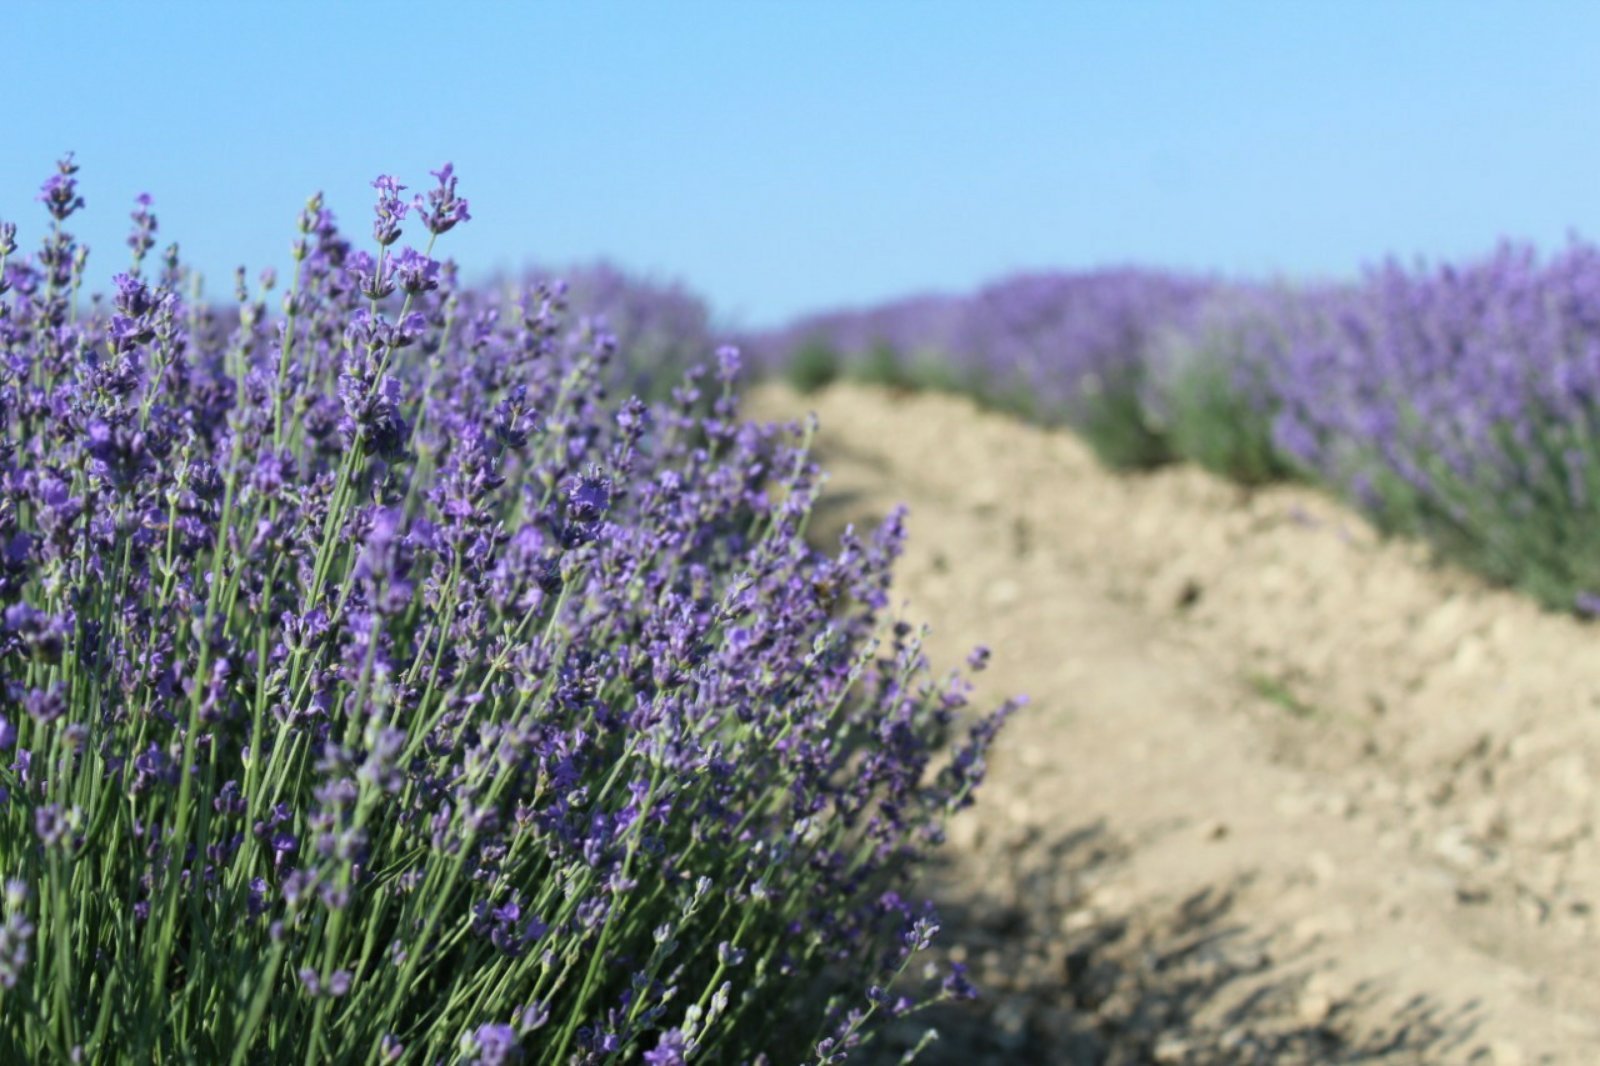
[786,339,844,393]
[1160,358,1290,485]
[1074,379,1174,471]
[1326,412,1600,613]
[848,342,918,391]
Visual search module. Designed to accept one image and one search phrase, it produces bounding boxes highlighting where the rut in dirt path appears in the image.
[748,384,1600,1066]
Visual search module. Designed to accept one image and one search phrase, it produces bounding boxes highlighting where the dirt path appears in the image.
[748,384,1600,1065]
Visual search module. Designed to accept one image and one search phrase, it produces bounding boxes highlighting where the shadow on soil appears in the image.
[869,822,1480,1065]
[792,423,1483,1063]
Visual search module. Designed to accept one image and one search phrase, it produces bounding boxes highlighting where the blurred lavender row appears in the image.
[744,245,1600,613]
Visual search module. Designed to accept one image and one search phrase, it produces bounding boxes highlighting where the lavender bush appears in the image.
[1268,242,1600,610]
[0,159,1012,1063]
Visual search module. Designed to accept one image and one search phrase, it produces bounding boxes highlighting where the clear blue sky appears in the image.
[5,2,1600,327]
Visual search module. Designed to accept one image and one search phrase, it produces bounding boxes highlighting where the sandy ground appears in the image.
[748,383,1600,1065]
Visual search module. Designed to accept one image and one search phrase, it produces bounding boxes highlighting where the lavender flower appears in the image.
[37,154,84,221]
[370,175,408,246]
[0,882,33,991]
[391,246,440,295]
[126,192,157,268]
[414,163,470,235]
[463,1023,521,1065]
[643,1028,690,1065]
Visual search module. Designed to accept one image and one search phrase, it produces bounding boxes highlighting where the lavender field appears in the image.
[8,150,1600,1063]
[8,5,1600,1064]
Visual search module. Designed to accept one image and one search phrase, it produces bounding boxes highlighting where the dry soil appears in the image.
[748,383,1600,1066]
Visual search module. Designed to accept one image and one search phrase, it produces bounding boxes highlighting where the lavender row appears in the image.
[0,159,1011,1063]
[754,247,1600,612]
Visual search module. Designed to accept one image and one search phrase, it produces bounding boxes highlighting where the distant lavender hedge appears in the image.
[0,159,1011,1063]
[756,245,1600,613]
[752,271,1213,468]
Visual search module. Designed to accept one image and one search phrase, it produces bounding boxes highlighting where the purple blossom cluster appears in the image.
[0,160,1010,1062]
